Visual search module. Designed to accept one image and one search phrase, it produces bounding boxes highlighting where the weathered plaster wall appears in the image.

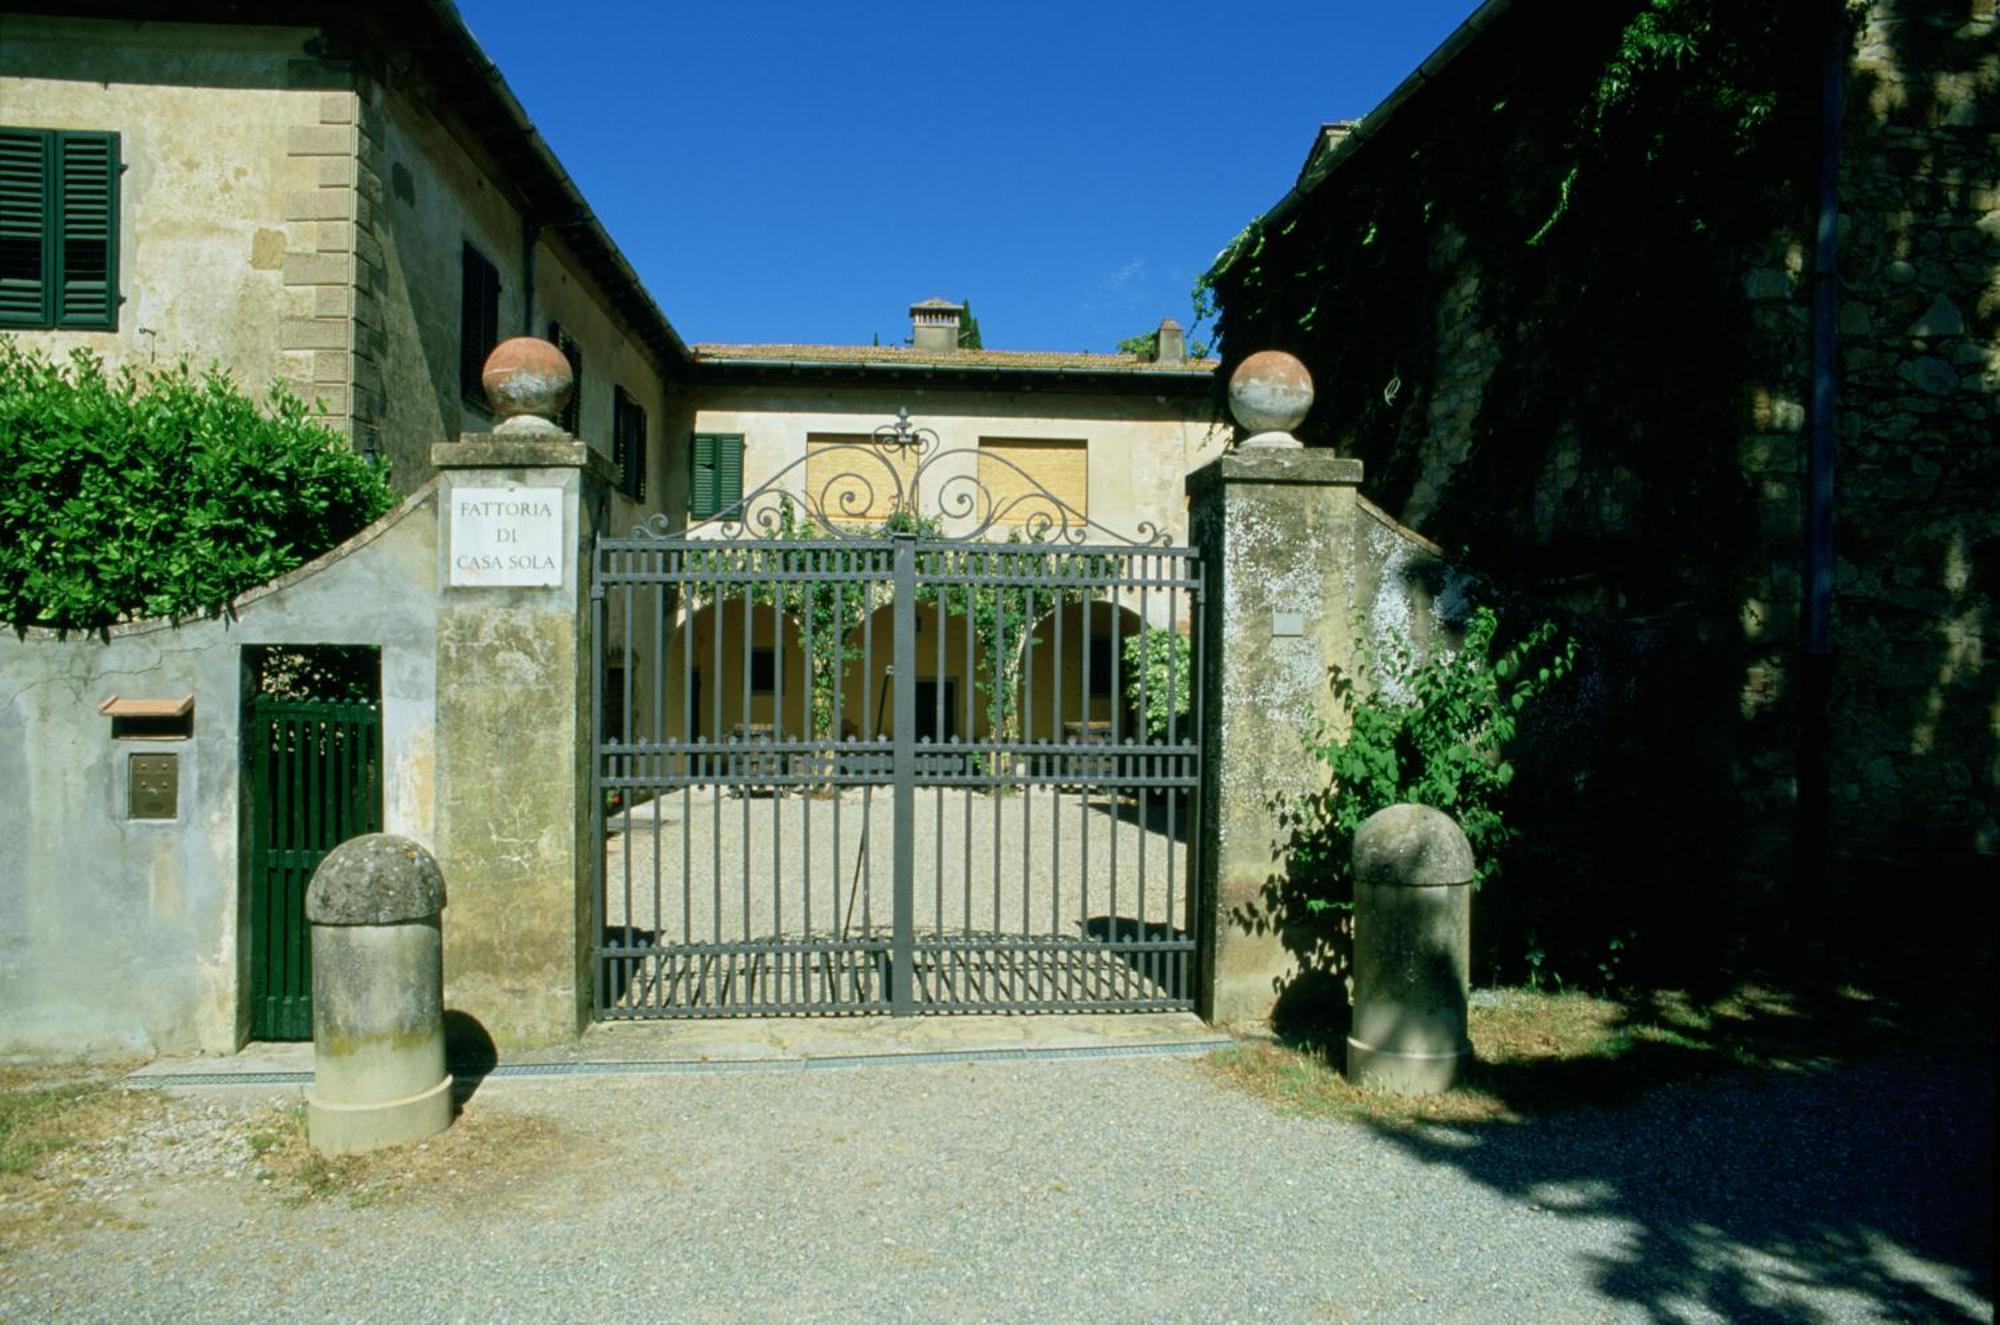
[1191,452,1468,1027]
[0,491,440,1059]
[691,384,1228,547]
[430,444,601,1048]
[0,17,328,405]
[2,14,683,509]
[362,75,680,506]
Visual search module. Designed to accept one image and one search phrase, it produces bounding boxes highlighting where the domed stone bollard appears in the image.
[305,834,454,1154]
[1345,804,1475,1095]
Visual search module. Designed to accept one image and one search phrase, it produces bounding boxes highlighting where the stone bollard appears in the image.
[305,834,454,1154]
[1345,804,1475,1094]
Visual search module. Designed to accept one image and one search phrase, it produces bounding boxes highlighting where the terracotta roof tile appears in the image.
[693,343,1216,374]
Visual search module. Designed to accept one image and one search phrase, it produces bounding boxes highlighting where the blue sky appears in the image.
[456,1,1482,353]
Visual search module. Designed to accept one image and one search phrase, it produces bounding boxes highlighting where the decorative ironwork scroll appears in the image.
[631,408,1171,548]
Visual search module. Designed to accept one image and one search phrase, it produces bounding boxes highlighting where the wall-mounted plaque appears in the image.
[449,486,564,587]
[129,752,179,820]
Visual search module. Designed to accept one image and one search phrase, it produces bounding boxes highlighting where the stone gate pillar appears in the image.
[429,338,607,1048]
[1188,352,1366,1027]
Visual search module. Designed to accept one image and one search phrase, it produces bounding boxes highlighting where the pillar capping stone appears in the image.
[1228,349,1314,449]
[430,435,615,484]
[1352,803,1474,888]
[1187,450,1363,497]
[306,833,445,925]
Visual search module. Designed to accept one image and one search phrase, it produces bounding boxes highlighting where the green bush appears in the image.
[1122,625,1192,741]
[1286,606,1576,910]
[0,340,394,630]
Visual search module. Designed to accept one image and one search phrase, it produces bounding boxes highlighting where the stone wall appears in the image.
[1209,0,1996,972]
[1828,2,1998,883]
[0,17,327,402]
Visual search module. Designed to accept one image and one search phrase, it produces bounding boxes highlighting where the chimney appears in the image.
[1154,317,1186,366]
[910,298,964,353]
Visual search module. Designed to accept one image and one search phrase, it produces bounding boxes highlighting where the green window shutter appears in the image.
[632,400,648,504]
[547,319,582,435]
[0,128,51,328]
[460,243,500,403]
[54,131,116,329]
[690,432,718,519]
[612,386,647,501]
[611,385,631,493]
[717,435,744,515]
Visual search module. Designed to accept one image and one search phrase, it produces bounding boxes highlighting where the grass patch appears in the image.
[246,1098,588,1211]
[0,1064,159,1176]
[0,1064,162,1248]
[1204,981,1907,1126]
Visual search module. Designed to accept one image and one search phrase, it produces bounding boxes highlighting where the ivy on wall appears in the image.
[1200,0,1833,608]
[1195,0,1845,981]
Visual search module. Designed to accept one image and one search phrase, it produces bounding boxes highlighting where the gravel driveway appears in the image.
[3,1036,1991,1323]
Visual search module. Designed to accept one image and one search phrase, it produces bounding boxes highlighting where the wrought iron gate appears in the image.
[592,415,1202,1017]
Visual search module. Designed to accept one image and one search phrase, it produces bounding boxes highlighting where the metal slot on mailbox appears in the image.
[129,752,179,820]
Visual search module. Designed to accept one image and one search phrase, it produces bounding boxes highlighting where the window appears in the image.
[613,385,648,501]
[806,433,920,524]
[690,433,743,520]
[749,647,776,695]
[459,242,500,406]
[0,127,120,330]
[978,438,1088,522]
[545,319,582,435]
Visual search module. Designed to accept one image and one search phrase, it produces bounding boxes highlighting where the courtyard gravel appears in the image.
[2,1036,1991,1323]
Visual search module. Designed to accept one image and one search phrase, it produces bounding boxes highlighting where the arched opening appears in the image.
[656,598,809,747]
[838,598,979,745]
[1019,600,1148,745]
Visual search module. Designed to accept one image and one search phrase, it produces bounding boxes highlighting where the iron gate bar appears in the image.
[591,419,1201,1018]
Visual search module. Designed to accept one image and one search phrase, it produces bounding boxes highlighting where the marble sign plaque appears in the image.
[449,485,563,587]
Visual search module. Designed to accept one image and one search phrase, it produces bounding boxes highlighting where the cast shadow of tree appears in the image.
[1229,780,1356,1042]
[1362,992,1995,1323]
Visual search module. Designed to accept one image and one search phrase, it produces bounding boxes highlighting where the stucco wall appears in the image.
[0,490,440,1060]
[0,16,325,397]
[1,14,682,511]
[691,384,1228,547]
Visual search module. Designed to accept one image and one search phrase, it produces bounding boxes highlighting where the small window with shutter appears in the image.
[689,433,744,521]
[545,319,583,435]
[459,242,501,407]
[612,385,648,501]
[0,127,120,331]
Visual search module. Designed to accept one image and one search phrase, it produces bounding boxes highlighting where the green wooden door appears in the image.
[245,696,382,1040]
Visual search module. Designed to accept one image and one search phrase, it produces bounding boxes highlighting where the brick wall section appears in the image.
[278,89,382,457]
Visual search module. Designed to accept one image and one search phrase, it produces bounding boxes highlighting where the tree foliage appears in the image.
[956,301,983,351]
[0,340,394,631]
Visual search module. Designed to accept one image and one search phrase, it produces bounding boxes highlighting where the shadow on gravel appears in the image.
[1360,992,1996,1323]
[444,1010,498,1105]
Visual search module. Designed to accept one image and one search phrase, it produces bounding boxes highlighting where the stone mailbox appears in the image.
[305,833,453,1154]
[1346,803,1475,1095]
